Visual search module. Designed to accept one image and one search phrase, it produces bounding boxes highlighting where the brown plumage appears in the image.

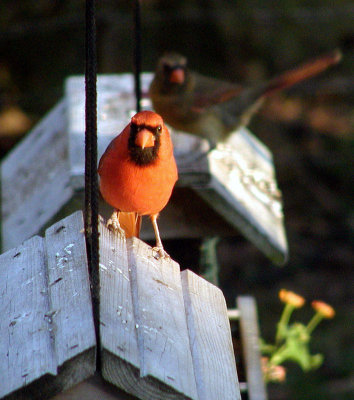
[149,50,342,145]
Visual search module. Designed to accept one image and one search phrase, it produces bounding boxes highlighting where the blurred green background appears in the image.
[0,1,353,399]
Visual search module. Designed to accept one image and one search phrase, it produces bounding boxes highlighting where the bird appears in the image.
[98,110,178,258]
[149,50,342,145]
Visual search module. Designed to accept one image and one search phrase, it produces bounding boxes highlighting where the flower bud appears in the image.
[312,301,335,318]
[279,289,305,308]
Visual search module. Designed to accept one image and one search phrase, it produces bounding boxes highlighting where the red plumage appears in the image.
[98,110,178,256]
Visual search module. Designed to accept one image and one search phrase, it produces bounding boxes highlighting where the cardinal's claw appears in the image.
[107,212,126,237]
[107,219,126,236]
[152,246,170,260]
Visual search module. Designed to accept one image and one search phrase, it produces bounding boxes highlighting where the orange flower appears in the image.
[261,357,286,382]
[312,301,335,319]
[270,365,287,382]
[279,289,305,308]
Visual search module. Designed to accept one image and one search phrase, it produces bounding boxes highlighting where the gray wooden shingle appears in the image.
[1,211,243,399]
[181,270,241,400]
[1,101,73,252]
[0,236,57,397]
[99,221,240,400]
[0,211,96,399]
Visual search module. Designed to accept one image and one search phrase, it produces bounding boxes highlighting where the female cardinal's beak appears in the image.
[169,68,185,84]
[135,128,155,149]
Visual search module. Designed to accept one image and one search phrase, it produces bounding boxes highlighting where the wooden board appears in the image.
[0,211,96,399]
[237,296,267,400]
[1,101,73,252]
[99,220,241,400]
[66,73,288,265]
[195,130,287,265]
[181,270,241,400]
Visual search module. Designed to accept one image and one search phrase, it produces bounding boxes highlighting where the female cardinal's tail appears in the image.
[118,212,142,238]
[265,49,342,95]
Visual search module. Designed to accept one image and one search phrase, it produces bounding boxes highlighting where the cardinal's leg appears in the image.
[150,213,169,259]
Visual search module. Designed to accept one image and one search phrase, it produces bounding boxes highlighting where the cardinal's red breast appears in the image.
[98,111,178,216]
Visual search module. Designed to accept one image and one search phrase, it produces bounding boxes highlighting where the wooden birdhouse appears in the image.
[0,73,286,399]
[1,211,267,400]
[1,73,288,265]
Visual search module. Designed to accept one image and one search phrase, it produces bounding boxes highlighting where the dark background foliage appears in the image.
[1,1,353,399]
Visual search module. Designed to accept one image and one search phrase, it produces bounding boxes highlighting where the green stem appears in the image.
[269,343,291,366]
[306,313,323,334]
[276,303,294,345]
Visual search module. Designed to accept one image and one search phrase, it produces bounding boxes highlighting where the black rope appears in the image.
[133,0,142,112]
[85,0,100,371]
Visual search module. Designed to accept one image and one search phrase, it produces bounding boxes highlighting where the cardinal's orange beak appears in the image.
[169,68,185,84]
[135,128,155,149]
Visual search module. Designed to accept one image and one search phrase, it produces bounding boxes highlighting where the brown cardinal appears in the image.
[149,50,342,145]
[98,110,178,258]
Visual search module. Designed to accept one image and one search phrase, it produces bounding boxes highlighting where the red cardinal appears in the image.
[149,50,342,145]
[98,110,178,258]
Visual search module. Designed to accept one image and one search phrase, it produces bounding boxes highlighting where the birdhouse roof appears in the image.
[1,73,287,264]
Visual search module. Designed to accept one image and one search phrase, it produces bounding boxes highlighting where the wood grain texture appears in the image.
[100,221,197,400]
[1,101,73,251]
[181,270,241,400]
[99,220,241,400]
[127,237,197,399]
[44,211,96,371]
[99,219,141,395]
[0,236,56,398]
[0,211,96,399]
[237,296,267,400]
[195,129,288,265]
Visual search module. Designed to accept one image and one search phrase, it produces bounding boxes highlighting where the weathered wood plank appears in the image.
[237,296,267,400]
[100,220,241,400]
[181,270,241,400]
[0,211,96,399]
[1,100,73,252]
[0,236,56,398]
[100,221,198,400]
[99,219,142,395]
[195,129,287,265]
[44,211,96,373]
[127,237,197,398]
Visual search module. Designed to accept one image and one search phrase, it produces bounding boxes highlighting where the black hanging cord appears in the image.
[134,0,142,112]
[85,0,100,370]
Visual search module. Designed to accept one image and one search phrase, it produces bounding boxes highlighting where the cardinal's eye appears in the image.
[155,125,162,135]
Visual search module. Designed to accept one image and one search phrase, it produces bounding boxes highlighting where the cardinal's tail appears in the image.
[264,49,342,96]
[119,212,142,238]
